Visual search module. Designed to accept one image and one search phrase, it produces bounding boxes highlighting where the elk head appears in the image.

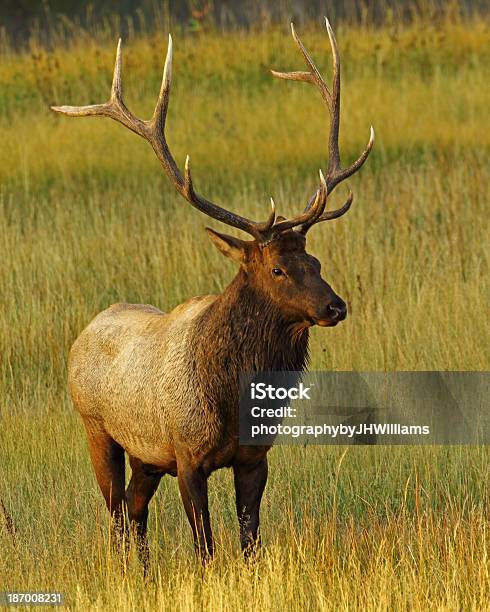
[51,18,373,329]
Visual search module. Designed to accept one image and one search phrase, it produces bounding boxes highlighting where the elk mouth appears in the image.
[315,319,340,327]
[303,316,342,328]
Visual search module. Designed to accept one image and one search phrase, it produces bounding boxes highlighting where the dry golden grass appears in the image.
[1,410,489,611]
[0,15,489,611]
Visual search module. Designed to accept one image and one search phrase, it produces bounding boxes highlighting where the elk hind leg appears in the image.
[125,457,162,570]
[82,417,126,537]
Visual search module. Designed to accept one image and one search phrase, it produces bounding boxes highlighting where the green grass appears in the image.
[0,15,489,611]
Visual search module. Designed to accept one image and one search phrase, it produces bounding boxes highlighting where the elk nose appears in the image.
[326,301,347,322]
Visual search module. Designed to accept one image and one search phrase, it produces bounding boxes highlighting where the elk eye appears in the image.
[272,268,284,277]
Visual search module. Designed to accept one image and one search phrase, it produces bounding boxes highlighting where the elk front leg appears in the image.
[233,457,268,557]
[177,463,213,560]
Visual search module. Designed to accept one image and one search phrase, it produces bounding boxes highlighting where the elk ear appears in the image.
[205,228,247,263]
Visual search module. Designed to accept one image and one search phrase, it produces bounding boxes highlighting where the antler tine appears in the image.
[324,18,341,175]
[271,23,332,109]
[271,170,328,234]
[271,17,374,233]
[51,39,148,139]
[51,35,274,240]
[150,33,173,139]
[299,189,353,234]
[110,38,123,101]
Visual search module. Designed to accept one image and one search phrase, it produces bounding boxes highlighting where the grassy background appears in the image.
[1,13,489,611]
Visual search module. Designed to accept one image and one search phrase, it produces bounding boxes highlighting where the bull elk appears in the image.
[52,18,373,564]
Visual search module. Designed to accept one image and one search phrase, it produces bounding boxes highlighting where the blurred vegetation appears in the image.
[1,0,489,48]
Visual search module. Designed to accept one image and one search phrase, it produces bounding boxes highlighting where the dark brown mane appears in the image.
[196,268,310,374]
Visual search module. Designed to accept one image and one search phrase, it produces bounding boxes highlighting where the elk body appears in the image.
[52,19,373,563]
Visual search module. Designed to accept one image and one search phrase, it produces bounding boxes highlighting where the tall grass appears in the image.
[0,15,489,611]
[1,410,489,610]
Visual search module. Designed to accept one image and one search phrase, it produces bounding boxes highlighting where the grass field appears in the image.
[1,13,489,611]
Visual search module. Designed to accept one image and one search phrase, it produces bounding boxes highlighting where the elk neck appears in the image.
[194,268,310,376]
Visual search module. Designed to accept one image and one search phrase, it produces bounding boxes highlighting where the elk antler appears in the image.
[271,18,374,234]
[51,36,280,240]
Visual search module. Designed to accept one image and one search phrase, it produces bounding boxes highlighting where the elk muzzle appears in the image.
[314,296,347,327]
